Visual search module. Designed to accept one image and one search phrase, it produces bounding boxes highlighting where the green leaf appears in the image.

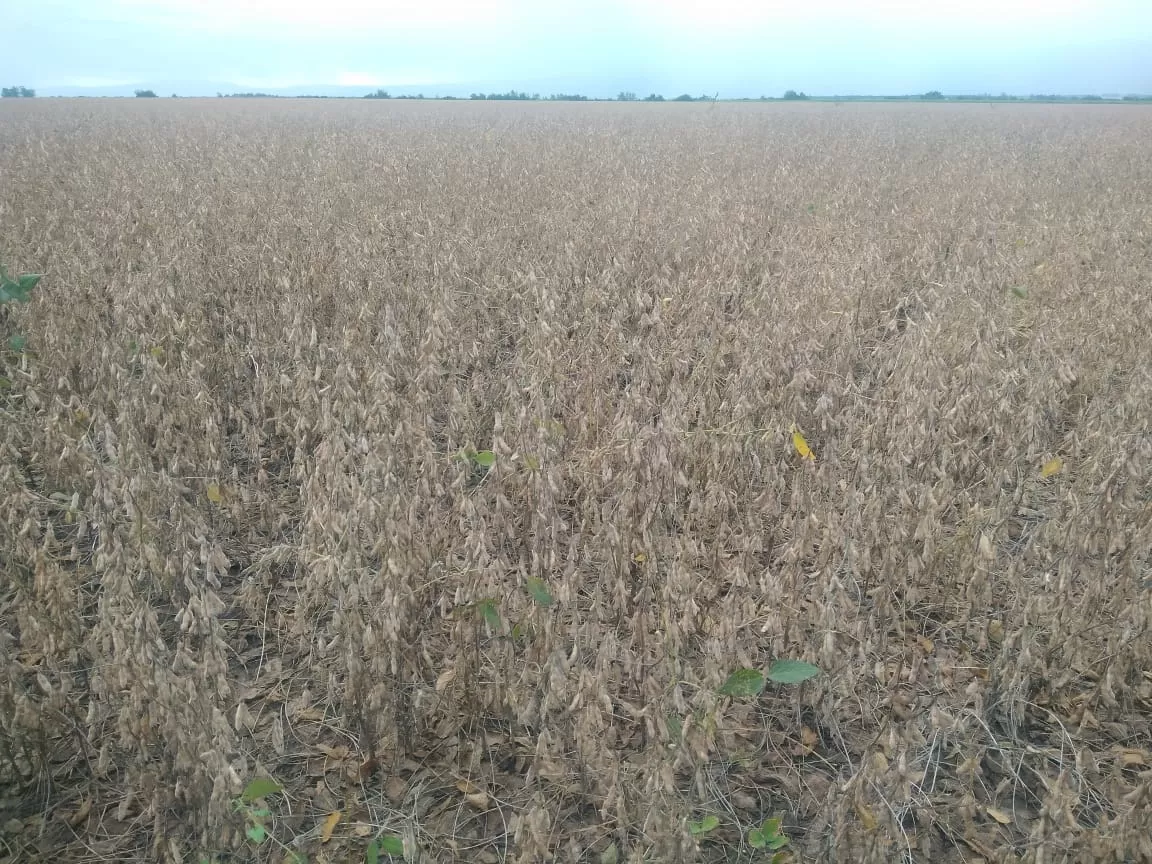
[718,668,765,697]
[750,818,789,850]
[17,274,41,293]
[599,842,619,864]
[766,659,821,685]
[376,834,405,857]
[366,840,380,864]
[240,776,281,803]
[245,824,267,844]
[0,377,11,390]
[477,599,501,631]
[688,814,720,836]
[1010,285,1028,298]
[525,577,554,607]
[0,273,39,304]
[472,450,496,468]
[771,853,790,864]
[7,334,25,353]
[666,714,683,743]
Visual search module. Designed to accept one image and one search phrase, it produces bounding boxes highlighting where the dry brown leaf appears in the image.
[985,807,1013,825]
[1118,749,1147,767]
[316,744,350,761]
[385,775,407,805]
[320,810,341,843]
[464,790,489,810]
[352,822,373,838]
[59,798,91,827]
[359,755,380,779]
[435,668,456,692]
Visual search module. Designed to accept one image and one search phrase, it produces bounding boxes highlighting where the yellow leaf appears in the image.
[632,552,647,564]
[320,811,341,843]
[918,636,935,654]
[149,346,164,358]
[206,483,223,504]
[856,804,878,831]
[790,426,815,461]
[986,807,1013,825]
[1041,457,1063,478]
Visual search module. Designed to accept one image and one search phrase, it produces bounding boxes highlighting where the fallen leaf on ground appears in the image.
[320,810,341,843]
[986,806,1013,825]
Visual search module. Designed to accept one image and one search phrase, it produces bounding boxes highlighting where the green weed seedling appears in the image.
[0,265,40,306]
[366,834,405,861]
[748,816,790,860]
[235,776,281,846]
[718,660,821,699]
[687,814,720,839]
[1,263,41,365]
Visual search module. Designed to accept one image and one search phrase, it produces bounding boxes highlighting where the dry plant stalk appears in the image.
[2,98,1151,863]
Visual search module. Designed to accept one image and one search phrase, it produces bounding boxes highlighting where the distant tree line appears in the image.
[1,86,35,97]
[470,91,539,100]
[129,87,1152,103]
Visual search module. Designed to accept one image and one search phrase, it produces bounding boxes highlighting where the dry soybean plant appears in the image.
[1,98,1152,864]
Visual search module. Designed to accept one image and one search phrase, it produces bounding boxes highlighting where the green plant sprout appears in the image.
[687,814,720,837]
[366,834,405,861]
[235,776,282,846]
[0,265,40,305]
[748,816,790,860]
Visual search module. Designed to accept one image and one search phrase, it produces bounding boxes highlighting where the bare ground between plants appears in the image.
[2,100,1152,864]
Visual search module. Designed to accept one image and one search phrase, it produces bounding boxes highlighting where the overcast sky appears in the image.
[4,0,1151,96]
